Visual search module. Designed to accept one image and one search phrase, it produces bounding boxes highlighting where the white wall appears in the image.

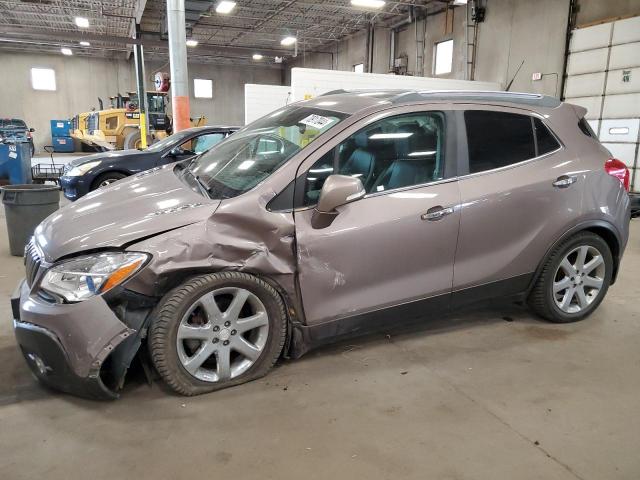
[146,61,283,128]
[0,52,134,151]
[0,51,284,151]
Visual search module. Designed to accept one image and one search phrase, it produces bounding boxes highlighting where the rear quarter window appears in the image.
[534,118,561,155]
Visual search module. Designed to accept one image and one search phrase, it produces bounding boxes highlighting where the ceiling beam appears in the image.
[0,25,295,57]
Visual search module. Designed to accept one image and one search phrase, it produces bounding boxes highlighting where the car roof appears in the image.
[302,90,562,115]
[0,118,27,127]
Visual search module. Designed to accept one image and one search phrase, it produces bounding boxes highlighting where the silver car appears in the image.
[12,91,631,398]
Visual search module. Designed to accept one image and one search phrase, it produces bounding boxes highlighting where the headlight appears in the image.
[40,252,149,302]
[65,160,102,177]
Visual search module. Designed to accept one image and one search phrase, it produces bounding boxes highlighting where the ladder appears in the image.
[465,4,478,80]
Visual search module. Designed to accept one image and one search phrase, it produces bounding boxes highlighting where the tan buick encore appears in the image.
[12,91,631,398]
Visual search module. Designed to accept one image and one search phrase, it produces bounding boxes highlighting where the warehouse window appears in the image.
[31,67,56,91]
[353,63,364,73]
[193,78,213,98]
[434,39,453,75]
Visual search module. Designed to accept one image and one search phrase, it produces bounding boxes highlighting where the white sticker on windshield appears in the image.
[299,114,335,130]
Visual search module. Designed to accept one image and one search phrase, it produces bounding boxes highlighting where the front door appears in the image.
[294,109,461,327]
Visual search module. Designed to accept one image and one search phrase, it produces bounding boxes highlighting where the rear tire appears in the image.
[528,232,613,323]
[148,272,287,396]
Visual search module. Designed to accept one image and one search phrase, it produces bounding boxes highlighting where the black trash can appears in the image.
[1,184,60,256]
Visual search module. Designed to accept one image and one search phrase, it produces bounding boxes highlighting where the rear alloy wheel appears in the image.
[149,273,287,396]
[529,232,613,323]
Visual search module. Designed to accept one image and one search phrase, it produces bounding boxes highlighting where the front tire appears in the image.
[529,232,612,323]
[92,171,127,190]
[149,273,287,396]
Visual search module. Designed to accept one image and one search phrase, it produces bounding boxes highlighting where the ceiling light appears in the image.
[281,36,297,46]
[75,17,90,28]
[252,53,263,60]
[351,0,385,9]
[61,48,73,56]
[453,0,468,4]
[216,1,236,14]
[186,39,199,47]
[79,41,90,46]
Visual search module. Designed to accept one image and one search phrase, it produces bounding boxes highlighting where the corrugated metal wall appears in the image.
[564,16,640,192]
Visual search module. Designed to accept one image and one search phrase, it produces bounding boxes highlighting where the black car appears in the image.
[0,118,35,156]
[59,126,238,201]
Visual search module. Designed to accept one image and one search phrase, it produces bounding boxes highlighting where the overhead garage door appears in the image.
[564,15,640,193]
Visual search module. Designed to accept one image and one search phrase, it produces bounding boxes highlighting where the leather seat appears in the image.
[340,131,375,188]
[372,126,438,191]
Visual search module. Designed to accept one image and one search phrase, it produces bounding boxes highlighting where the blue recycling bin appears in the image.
[0,143,32,184]
[50,119,71,138]
[52,136,74,153]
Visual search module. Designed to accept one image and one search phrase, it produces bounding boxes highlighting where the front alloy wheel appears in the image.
[149,272,286,396]
[176,287,269,382]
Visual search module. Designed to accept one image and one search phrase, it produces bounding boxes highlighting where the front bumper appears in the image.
[59,175,90,201]
[11,279,135,400]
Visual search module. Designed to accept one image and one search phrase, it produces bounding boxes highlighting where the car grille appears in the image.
[24,240,42,287]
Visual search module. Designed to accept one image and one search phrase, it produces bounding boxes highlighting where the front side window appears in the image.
[188,106,347,199]
[465,111,536,173]
[192,133,225,154]
[302,112,446,206]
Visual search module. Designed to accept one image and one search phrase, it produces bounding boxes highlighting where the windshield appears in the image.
[187,106,347,199]
[0,119,27,130]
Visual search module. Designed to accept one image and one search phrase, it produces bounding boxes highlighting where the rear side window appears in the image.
[534,118,560,155]
[465,111,535,173]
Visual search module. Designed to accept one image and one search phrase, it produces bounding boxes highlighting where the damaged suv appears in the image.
[12,91,631,399]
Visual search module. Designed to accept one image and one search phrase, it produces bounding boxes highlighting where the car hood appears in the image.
[36,165,220,262]
[67,149,148,168]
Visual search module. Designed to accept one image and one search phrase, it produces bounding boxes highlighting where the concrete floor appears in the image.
[0,202,638,480]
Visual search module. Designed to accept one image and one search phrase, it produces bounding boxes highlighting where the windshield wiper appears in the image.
[183,167,211,197]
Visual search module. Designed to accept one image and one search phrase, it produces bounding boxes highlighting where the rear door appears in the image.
[453,106,581,304]
[293,106,461,327]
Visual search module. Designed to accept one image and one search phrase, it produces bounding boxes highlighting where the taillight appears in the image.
[604,158,630,192]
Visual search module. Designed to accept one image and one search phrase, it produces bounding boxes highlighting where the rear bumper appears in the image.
[11,279,134,400]
[630,192,640,218]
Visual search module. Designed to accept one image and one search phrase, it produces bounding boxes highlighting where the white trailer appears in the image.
[244,68,502,125]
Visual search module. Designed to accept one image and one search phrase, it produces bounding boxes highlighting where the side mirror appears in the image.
[169,146,183,157]
[316,174,365,214]
[29,127,35,133]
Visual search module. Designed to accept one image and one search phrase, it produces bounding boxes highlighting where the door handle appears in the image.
[553,175,578,188]
[421,205,454,221]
